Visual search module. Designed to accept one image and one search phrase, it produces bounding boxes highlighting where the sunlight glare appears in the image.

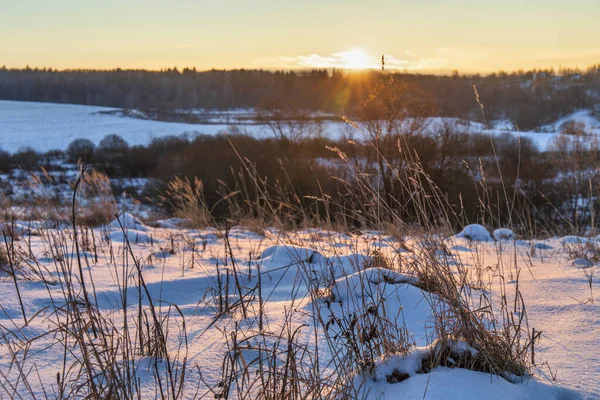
[340,49,371,69]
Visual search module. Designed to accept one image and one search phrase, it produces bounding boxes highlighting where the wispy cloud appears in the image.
[264,49,448,71]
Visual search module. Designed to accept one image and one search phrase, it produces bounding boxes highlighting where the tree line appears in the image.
[1,65,600,129]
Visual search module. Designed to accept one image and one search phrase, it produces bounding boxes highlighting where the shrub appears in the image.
[0,246,8,272]
[0,149,11,172]
[560,120,589,136]
[95,134,130,175]
[67,138,96,163]
[78,169,118,226]
[12,147,39,170]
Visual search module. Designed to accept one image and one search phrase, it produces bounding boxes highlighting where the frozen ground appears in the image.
[0,100,264,153]
[2,100,599,153]
[0,219,597,399]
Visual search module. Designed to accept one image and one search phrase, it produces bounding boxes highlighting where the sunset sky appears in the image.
[2,0,599,73]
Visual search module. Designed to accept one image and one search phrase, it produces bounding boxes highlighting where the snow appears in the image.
[107,212,149,231]
[560,236,589,246]
[492,119,517,131]
[331,267,420,303]
[2,100,600,153]
[455,224,493,242]
[259,244,323,266]
[107,228,155,244]
[153,218,189,229]
[493,228,515,240]
[0,224,597,398]
[0,100,253,153]
[570,258,594,269]
[361,367,577,400]
[356,339,577,400]
[533,241,554,250]
[540,110,600,134]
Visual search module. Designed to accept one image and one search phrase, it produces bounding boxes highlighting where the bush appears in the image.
[560,120,588,136]
[12,147,39,170]
[98,134,129,151]
[0,149,11,172]
[95,134,130,175]
[67,138,96,163]
[0,246,8,271]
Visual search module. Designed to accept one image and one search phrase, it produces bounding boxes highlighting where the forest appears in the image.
[1,65,600,129]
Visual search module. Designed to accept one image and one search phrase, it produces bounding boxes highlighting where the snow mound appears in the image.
[228,226,264,240]
[357,338,580,399]
[154,218,189,229]
[0,222,31,236]
[153,249,175,258]
[366,340,480,385]
[570,258,594,269]
[493,228,515,241]
[450,245,472,253]
[326,253,370,278]
[533,242,553,250]
[543,109,600,134]
[560,236,589,246]
[455,224,493,242]
[361,366,578,400]
[259,245,324,267]
[108,229,155,244]
[108,213,148,231]
[332,267,420,302]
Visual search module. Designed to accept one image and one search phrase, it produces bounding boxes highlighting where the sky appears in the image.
[1,0,599,74]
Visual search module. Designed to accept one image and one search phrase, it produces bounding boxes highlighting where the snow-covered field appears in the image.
[0,217,597,399]
[2,100,599,153]
[0,101,266,153]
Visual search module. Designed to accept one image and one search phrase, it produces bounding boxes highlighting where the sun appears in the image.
[339,49,371,69]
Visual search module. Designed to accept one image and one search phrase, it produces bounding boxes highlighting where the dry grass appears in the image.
[0,102,580,399]
[0,175,540,400]
[0,246,8,272]
[78,169,118,226]
[159,176,212,227]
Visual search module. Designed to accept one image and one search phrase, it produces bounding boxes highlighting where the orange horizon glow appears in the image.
[3,49,599,76]
[1,1,599,74]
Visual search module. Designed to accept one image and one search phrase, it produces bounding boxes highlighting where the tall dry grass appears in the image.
[0,92,590,399]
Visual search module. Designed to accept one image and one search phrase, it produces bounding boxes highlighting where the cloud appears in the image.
[265,49,448,71]
[382,54,449,71]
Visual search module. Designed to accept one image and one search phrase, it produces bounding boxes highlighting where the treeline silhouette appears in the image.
[1,65,600,129]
